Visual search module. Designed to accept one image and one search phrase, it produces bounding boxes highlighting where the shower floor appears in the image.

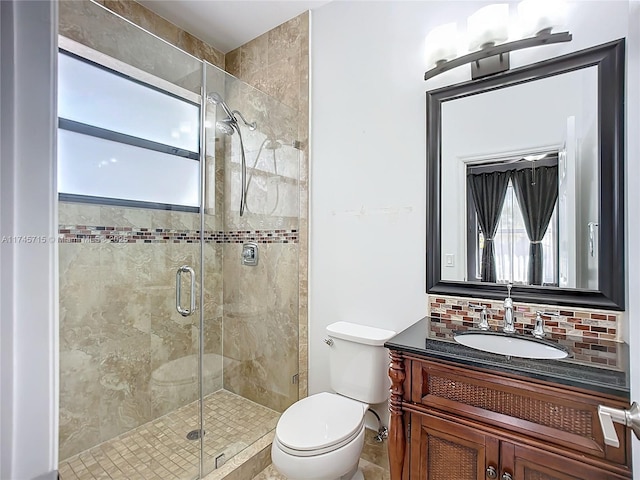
[59,390,280,480]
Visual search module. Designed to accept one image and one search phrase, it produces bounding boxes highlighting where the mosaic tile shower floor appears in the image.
[59,390,280,480]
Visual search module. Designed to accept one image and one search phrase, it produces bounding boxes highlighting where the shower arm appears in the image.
[232,110,257,131]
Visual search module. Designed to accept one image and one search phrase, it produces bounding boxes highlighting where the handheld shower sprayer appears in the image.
[206,91,258,217]
[207,92,257,131]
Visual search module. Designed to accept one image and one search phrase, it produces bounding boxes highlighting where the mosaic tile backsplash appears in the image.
[428,295,623,369]
[59,225,299,244]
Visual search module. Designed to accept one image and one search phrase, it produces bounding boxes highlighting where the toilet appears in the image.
[271,321,396,480]
[150,353,223,415]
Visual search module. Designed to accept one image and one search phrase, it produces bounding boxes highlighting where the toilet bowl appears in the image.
[271,392,367,480]
[271,322,396,480]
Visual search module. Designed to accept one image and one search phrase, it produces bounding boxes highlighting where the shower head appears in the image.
[207,91,224,104]
[207,91,235,119]
[216,119,235,136]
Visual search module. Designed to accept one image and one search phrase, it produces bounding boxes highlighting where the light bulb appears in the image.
[425,22,458,69]
[467,4,510,52]
[518,0,567,37]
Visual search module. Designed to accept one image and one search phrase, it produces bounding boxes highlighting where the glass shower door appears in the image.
[57,3,209,478]
[200,63,301,476]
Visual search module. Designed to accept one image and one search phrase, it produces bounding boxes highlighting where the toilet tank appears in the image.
[326,322,396,405]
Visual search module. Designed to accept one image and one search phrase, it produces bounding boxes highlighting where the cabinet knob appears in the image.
[501,473,513,480]
[486,466,497,479]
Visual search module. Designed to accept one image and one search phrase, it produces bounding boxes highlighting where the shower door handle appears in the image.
[176,265,196,317]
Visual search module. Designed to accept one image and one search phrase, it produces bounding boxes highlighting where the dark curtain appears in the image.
[467,171,511,282]
[512,165,558,285]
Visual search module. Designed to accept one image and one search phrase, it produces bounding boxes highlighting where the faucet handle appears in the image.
[468,303,490,330]
[468,302,486,310]
[532,311,559,338]
[533,311,545,338]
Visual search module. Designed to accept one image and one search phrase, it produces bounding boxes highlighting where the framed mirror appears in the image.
[426,39,625,310]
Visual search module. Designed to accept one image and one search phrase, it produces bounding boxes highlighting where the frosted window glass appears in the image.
[58,53,199,152]
[58,129,199,207]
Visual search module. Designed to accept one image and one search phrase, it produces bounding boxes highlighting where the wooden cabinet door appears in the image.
[513,443,631,480]
[410,412,498,480]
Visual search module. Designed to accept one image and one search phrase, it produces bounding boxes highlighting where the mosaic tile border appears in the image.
[58,225,299,244]
[427,295,621,341]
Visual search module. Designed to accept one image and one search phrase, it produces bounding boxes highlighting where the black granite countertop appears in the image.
[384,317,629,398]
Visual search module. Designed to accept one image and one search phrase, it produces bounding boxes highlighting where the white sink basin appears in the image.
[454,331,569,359]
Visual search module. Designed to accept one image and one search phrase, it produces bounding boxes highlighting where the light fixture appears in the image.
[424,1,571,81]
[424,22,458,69]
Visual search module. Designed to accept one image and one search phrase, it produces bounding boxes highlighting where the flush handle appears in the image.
[324,338,334,346]
[598,402,640,448]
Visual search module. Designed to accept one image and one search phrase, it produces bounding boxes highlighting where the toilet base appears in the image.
[349,468,364,480]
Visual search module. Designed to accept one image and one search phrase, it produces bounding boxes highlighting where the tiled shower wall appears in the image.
[225,13,310,400]
[58,0,309,459]
[58,204,225,460]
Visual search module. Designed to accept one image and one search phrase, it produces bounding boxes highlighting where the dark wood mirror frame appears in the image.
[426,39,625,310]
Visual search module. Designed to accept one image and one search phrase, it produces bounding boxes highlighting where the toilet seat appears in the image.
[275,392,367,457]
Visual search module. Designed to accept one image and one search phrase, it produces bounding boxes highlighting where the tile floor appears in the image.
[253,460,391,480]
[59,390,280,480]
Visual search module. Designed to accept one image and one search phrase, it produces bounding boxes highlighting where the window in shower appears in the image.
[57,51,201,211]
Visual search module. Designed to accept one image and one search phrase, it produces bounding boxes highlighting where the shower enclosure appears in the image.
[57,2,300,478]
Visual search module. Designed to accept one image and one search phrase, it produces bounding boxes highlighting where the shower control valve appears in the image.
[241,242,259,266]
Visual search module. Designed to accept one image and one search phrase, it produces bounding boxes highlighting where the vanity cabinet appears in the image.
[411,412,626,480]
[388,351,632,480]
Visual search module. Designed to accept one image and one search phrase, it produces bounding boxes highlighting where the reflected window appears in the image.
[467,155,559,286]
[475,181,558,285]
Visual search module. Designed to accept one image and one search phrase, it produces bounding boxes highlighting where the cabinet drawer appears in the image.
[410,358,629,466]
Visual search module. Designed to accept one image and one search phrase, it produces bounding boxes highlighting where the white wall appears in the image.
[310,1,433,401]
[310,0,633,422]
[0,1,58,479]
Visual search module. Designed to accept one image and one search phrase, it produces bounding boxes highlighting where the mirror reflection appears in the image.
[440,66,598,289]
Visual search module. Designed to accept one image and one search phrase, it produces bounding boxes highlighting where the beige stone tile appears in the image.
[59,0,203,93]
[253,457,389,480]
[242,34,269,76]
[62,391,276,479]
[362,430,390,471]
[59,202,102,226]
[225,48,242,77]
[267,15,302,66]
[266,57,300,111]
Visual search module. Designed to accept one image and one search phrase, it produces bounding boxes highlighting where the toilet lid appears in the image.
[276,392,367,452]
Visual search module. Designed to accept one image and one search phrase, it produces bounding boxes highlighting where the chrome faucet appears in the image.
[503,283,515,334]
